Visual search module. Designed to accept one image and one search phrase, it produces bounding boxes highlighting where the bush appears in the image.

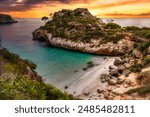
[104,23,121,29]
[138,42,150,52]
[142,57,150,66]
[134,30,150,39]
[129,63,142,72]
[126,85,150,96]
[124,26,140,31]
[102,33,123,44]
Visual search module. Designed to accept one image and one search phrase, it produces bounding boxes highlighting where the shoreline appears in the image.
[67,57,116,99]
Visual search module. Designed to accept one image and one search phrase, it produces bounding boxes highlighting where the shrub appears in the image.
[124,26,140,31]
[129,63,142,72]
[104,23,121,29]
[102,33,123,44]
[142,57,150,66]
[126,85,150,96]
[134,30,150,39]
[138,41,150,52]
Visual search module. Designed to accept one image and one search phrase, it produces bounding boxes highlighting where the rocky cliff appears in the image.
[33,29,130,55]
[33,8,135,56]
[0,14,17,24]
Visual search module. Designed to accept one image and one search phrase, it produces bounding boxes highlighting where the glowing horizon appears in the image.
[0,0,150,18]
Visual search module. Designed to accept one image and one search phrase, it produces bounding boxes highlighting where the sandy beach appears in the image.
[67,57,116,99]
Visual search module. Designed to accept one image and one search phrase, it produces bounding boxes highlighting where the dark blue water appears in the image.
[0,18,149,89]
[0,19,104,89]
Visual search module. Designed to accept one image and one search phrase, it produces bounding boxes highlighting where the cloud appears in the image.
[101,12,150,17]
[89,0,150,9]
[0,0,94,12]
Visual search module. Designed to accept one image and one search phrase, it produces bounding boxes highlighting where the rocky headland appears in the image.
[33,8,132,56]
[32,8,150,100]
[0,14,17,24]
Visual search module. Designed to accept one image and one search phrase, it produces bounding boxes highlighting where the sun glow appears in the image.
[17,0,24,3]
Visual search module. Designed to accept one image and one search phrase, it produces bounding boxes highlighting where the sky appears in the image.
[0,0,150,18]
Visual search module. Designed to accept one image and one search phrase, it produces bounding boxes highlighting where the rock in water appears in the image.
[0,14,17,24]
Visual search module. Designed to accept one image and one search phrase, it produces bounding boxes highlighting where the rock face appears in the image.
[0,14,17,24]
[33,29,130,56]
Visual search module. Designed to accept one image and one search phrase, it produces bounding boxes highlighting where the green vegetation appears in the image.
[142,57,150,66]
[0,49,75,100]
[124,26,140,31]
[104,23,121,29]
[126,85,150,96]
[128,62,143,73]
[137,41,150,53]
[0,49,36,74]
[124,26,150,40]
[133,30,150,39]
[102,33,123,44]
[40,8,123,44]
[0,76,74,100]
[40,8,103,42]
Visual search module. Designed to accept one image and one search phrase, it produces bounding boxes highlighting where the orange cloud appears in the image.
[89,0,150,9]
[100,12,150,18]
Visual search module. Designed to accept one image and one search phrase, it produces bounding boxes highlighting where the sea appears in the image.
[0,18,149,90]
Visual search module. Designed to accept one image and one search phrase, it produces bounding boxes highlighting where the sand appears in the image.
[67,57,116,99]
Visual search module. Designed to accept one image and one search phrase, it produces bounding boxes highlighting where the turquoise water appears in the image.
[0,18,149,89]
[0,19,103,89]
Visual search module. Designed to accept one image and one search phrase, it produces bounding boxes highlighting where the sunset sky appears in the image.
[0,0,150,18]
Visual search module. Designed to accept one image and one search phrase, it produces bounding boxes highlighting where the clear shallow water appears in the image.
[0,18,149,90]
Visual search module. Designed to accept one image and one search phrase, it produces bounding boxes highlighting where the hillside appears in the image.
[0,48,74,100]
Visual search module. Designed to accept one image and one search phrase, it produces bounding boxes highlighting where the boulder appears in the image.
[122,70,131,77]
[113,88,123,95]
[117,77,125,84]
[114,59,123,66]
[110,69,120,77]
[125,79,132,85]
[108,79,117,85]
[97,89,103,94]
[100,74,111,83]
[133,49,142,58]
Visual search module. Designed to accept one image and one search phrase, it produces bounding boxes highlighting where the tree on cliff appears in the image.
[41,16,48,23]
